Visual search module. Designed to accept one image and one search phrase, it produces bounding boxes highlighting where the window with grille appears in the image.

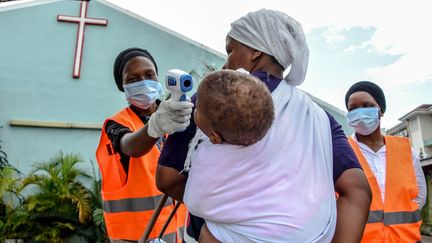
[409,117,420,132]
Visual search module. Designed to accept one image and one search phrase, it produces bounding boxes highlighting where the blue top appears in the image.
[159,71,361,182]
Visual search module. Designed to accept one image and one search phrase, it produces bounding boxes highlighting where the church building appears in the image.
[0,0,349,173]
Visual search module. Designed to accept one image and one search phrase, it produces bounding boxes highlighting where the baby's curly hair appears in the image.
[198,70,274,146]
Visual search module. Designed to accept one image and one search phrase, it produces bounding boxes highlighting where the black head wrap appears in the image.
[113,48,158,92]
[345,81,386,113]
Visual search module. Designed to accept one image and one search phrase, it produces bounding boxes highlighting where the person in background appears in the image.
[345,81,426,242]
[96,48,191,242]
[156,9,372,243]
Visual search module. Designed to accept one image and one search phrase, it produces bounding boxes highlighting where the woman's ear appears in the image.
[209,130,223,144]
[251,49,262,61]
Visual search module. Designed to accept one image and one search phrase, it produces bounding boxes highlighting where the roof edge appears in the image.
[0,0,59,12]
[307,92,347,117]
[400,110,432,121]
[386,121,407,135]
[97,0,226,60]
[399,104,432,121]
[0,0,226,60]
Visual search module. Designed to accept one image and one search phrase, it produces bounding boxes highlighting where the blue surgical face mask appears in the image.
[123,80,162,110]
[347,107,380,136]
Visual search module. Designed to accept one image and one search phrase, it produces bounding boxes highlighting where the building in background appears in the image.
[387,104,432,226]
[0,0,226,173]
[387,104,432,166]
[0,0,350,174]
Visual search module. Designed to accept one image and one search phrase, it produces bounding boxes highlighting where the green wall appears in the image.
[0,0,350,174]
[0,0,225,172]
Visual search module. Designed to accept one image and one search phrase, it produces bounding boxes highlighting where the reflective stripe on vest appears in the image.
[368,209,421,225]
[160,231,177,243]
[109,231,177,243]
[348,136,422,242]
[103,195,174,213]
[96,107,180,241]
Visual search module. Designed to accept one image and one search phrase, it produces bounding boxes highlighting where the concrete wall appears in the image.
[408,116,425,155]
[0,0,351,174]
[420,115,432,156]
[0,0,225,173]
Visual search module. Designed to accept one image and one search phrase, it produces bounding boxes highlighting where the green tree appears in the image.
[0,166,21,211]
[1,152,109,242]
[17,153,94,241]
[0,141,24,240]
[89,160,108,242]
[421,173,432,236]
[0,141,22,208]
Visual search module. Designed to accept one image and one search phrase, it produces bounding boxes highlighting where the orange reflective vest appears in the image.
[96,107,186,241]
[348,136,422,243]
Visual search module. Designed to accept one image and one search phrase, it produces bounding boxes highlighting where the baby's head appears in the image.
[194,70,274,146]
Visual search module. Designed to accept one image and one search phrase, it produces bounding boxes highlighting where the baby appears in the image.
[193,69,274,146]
[183,69,275,242]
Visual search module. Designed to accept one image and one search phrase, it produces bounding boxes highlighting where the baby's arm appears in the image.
[199,223,221,243]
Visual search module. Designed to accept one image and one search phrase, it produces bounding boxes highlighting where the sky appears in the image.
[104,0,432,129]
[3,0,431,129]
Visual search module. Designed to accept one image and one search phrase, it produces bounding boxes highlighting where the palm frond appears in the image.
[69,184,93,223]
[2,152,109,241]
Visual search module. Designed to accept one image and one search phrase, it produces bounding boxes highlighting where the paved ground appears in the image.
[423,235,432,242]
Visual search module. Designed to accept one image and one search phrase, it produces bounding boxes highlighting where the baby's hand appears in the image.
[198,223,221,243]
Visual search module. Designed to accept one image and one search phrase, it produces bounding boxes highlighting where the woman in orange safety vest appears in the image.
[345,81,426,242]
[96,48,192,242]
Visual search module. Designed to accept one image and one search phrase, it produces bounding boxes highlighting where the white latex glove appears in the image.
[147,100,194,138]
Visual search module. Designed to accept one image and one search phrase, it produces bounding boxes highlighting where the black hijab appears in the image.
[113,48,158,92]
[345,81,386,113]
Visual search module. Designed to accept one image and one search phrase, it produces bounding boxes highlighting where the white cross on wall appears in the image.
[57,1,108,78]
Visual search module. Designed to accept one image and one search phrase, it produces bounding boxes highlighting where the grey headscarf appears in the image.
[228,9,309,86]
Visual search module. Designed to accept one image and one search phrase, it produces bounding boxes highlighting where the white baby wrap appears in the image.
[183,81,336,242]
